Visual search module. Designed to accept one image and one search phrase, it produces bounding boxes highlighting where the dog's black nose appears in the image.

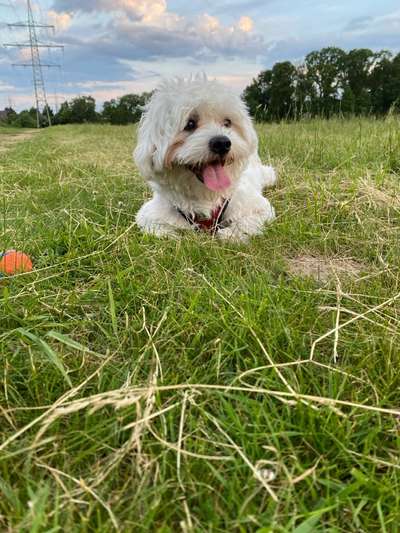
[209,135,231,155]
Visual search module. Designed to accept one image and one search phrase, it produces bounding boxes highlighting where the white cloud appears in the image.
[52,0,168,20]
[198,14,221,32]
[51,0,263,60]
[0,81,16,92]
[344,10,400,36]
[238,16,254,33]
[18,48,32,61]
[47,10,73,31]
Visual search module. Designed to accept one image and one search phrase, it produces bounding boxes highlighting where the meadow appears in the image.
[0,117,399,531]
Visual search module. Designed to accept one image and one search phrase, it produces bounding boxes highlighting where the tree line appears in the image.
[243,47,400,121]
[0,92,151,128]
[1,46,399,128]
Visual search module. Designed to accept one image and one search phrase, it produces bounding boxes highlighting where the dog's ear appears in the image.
[133,110,156,178]
[241,102,259,154]
[134,139,155,178]
[246,118,259,153]
[134,96,172,178]
[164,134,186,169]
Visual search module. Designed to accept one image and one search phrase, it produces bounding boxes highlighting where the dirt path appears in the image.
[0,129,41,153]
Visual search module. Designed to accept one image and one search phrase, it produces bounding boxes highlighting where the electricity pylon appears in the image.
[4,0,64,128]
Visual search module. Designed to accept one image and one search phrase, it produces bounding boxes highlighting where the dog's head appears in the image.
[134,76,257,193]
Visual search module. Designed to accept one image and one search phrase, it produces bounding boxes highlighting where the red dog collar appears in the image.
[177,199,230,233]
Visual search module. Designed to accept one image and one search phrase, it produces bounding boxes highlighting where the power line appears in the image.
[3,0,64,128]
[4,42,64,48]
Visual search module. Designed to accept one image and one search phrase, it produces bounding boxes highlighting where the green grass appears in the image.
[0,126,34,134]
[1,118,400,532]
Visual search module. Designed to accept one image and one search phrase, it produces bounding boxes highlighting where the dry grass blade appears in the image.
[123,401,180,430]
[148,426,232,461]
[36,463,119,531]
[333,279,342,363]
[206,412,279,502]
[291,459,320,485]
[177,391,189,490]
[187,269,300,397]
[0,348,116,452]
[310,291,400,360]
[15,381,400,445]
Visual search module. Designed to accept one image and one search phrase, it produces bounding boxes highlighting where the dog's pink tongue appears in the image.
[202,163,231,191]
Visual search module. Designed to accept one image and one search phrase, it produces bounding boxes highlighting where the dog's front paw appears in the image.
[217,225,249,243]
[265,201,276,222]
[262,165,278,188]
[139,223,179,238]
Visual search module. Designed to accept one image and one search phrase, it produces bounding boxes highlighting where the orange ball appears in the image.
[0,250,33,275]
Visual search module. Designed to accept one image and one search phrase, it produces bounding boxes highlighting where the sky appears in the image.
[0,0,399,110]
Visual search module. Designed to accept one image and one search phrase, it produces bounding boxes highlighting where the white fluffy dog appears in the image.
[134,75,276,241]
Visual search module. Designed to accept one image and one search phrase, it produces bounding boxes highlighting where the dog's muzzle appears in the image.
[209,135,231,156]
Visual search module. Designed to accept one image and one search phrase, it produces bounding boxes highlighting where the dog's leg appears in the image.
[136,195,192,237]
[217,187,275,242]
[242,156,277,192]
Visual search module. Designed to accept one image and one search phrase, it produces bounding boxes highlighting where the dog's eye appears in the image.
[223,118,232,128]
[184,119,197,132]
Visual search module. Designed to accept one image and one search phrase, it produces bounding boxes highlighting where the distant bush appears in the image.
[11,108,37,128]
[54,96,98,124]
[0,91,152,128]
[102,93,152,125]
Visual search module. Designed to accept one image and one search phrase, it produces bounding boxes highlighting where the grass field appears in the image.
[1,117,400,532]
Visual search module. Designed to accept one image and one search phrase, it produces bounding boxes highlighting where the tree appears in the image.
[305,47,346,116]
[102,93,150,124]
[269,61,296,120]
[293,65,315,118]
[69,96,97,123]
[41,104,54,127]
[390,53,400,111]
[54,96,98,124]
[102,99,119,124]
[243,70,273,121]
[54,101,72,124]
[341,86,356,115]
[343,49,374,114]
[1,107,18,124]
[369,51,396,114]
[382,52,400,113]
[11,109,36,128]
[119,93,148,122]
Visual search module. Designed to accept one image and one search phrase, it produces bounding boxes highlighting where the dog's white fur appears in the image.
[134,75,276,241]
